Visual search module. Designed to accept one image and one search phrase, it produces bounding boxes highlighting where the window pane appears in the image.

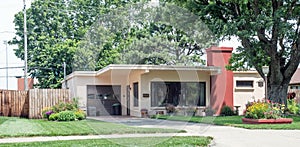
[151,82,206,107]
[133,83,139,107]
[236,81,253,87]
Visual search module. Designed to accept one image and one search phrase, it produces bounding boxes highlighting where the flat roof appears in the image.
[66,64,221,80]
[96,64,221,75]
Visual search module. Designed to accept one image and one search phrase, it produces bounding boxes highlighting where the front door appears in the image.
[126,85,130,115]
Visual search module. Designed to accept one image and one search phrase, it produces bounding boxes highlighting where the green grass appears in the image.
[0,117,185,138]
[154,115,300,130]
[0,136,213,147]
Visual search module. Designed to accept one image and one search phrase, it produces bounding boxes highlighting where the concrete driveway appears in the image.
[89,116,300,147]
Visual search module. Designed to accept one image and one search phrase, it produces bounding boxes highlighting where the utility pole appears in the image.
[3,40,8,90]
[23,0,28,90]
[63,62,67,89]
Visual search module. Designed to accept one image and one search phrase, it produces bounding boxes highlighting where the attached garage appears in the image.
[87,85,121,116]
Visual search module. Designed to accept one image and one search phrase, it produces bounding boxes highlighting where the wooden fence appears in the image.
[0,90,29,117]
[0,89,70,118]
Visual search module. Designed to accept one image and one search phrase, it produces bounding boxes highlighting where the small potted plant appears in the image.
[204,107,215,116]
[165,103,176,115]
[186,106,196,116]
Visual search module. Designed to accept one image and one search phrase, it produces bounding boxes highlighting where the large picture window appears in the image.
[133,82,139,107]
[151,82,206,107]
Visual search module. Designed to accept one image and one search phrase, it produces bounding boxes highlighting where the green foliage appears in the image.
[74,2,215,70]
[49,113,59,121]
[287,99,300,115]
[220,105,234,116]
[41,98,85,121]
[11,0,146,88]
[52,100,78,113]
[41,107,53,119]
[57,111,76,121]
[167,0,300,104]
[74,110,86,120]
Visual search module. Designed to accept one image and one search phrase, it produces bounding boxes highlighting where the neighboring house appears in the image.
[63,46,267,117]
[233,71,265,114]
[289,68,300,90]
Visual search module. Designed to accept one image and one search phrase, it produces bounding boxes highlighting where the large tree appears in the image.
[74,3,215,70]
[166,0,300,104]
[11,0,142,88]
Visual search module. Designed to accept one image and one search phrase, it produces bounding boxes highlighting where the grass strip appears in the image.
[0,136,213,147]
[0,117,184,138]
[154,115,300,130]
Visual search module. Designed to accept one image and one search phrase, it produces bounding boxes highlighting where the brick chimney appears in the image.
[206,46,233,114]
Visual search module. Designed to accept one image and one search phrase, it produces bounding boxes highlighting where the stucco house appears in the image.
[63,46,267,117]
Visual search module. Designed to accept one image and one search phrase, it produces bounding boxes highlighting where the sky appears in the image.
[0,0,240,90]
[0,0,33,90]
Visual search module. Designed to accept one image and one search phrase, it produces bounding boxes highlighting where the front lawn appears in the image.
[154,115,300,130]
[0,136,212,147]
[0,117,184,138]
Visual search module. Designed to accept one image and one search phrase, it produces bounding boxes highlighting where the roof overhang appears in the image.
[95,64,221,76]
[65,64,221,81]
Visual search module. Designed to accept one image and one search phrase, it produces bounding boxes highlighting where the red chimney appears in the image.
[206,46,233,114]
[17,78,34,90]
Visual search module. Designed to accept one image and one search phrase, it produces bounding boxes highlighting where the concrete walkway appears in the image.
[1,116,300,147]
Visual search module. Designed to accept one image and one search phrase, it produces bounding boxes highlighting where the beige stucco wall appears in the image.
[233,71,265,114]
[140,70,211,116]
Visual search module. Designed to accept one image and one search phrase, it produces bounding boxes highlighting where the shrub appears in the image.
[49,113,59,121]
[40,98,85,121]
[287,99,299,115]
[220,106,234,116]
[75,110,86,120]
[41,107,53,119]
[245,102,268,119]
[52,100,78,113]
[57,111,76,121]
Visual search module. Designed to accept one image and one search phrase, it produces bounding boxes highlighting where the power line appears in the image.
[0,66,24,69]
[0,31,15,34]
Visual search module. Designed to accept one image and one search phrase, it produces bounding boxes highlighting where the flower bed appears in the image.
[242,117,293,124]
[242,100,293,124]
[41,98,86,121]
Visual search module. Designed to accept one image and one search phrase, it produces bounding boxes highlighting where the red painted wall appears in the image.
[206,46,233,114]
[17,78,34,90]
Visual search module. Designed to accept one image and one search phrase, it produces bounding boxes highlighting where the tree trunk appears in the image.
[268,83,289,105]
